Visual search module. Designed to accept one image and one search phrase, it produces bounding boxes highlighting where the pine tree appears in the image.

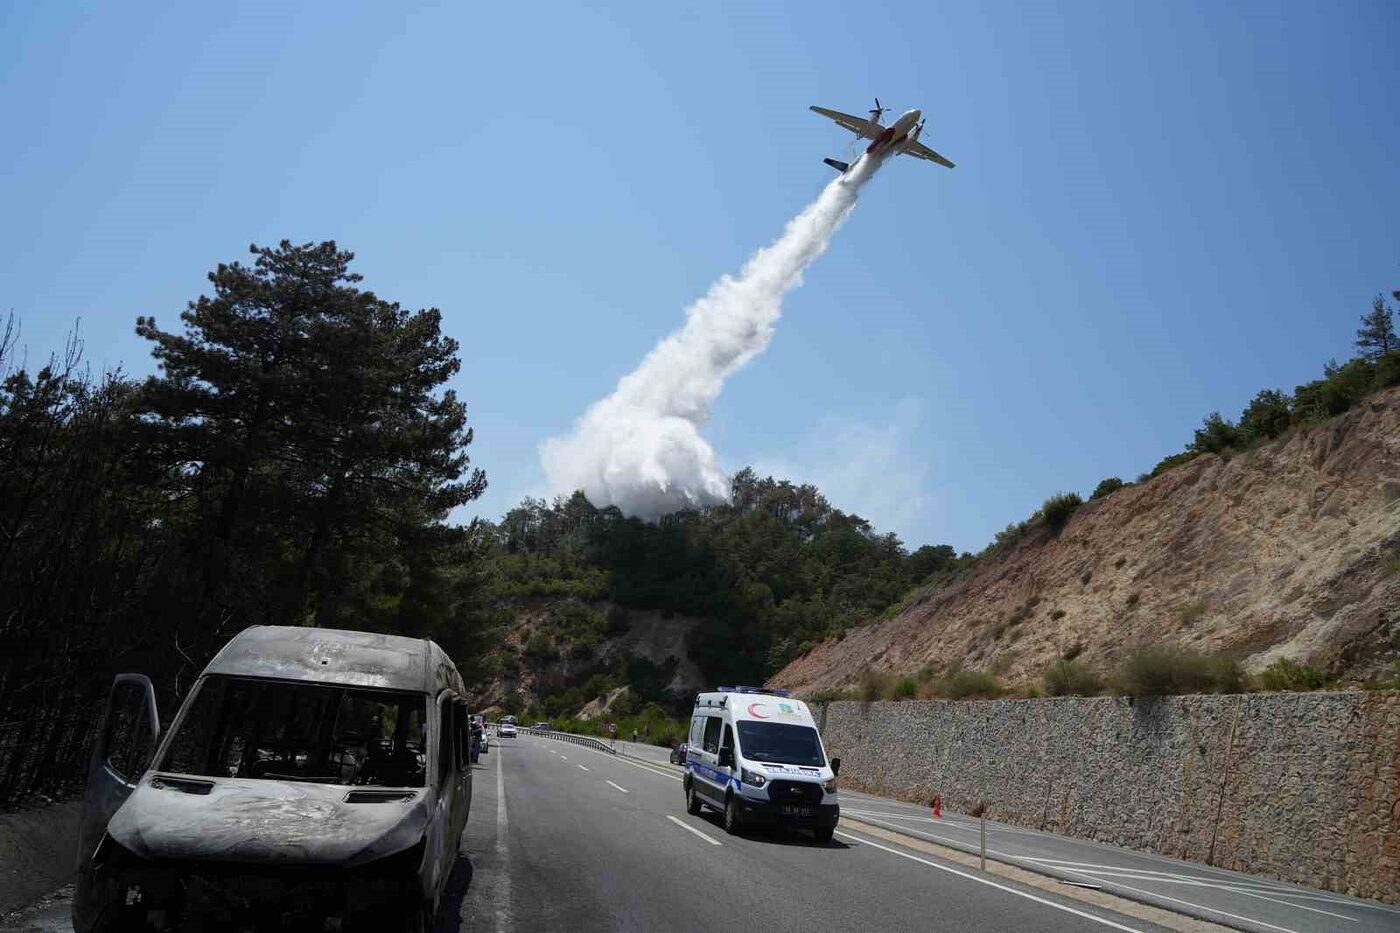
[1355,294,1398,359]
[135,240,486,638]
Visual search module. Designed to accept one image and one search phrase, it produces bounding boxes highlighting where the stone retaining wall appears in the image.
[817,692,1400,903]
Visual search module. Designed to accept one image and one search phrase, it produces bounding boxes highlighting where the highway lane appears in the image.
[455,734,1193,933]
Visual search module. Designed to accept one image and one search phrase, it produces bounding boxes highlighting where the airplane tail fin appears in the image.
[823,158,851,174]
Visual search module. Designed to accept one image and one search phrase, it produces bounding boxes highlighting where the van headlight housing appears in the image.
[823,778,838,793]
[740,767,766,787]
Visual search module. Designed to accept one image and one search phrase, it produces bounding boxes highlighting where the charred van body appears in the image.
[73,626,474,932]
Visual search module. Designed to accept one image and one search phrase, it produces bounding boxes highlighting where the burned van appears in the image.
[74,625,474,932]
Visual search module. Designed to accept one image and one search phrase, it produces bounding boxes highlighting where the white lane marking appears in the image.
[577,765,590,772]
[1018,858,1364,904]
[619,758,684,781]
[606,780,630,794]
[1043,864,1308,933]
[559,755,568,761]
[667,815,722,846]
[576,744,684,782]
[846,812,1309,932]
[841,794,1400,916]
[847,810,1308,901]
[493,739,511,932]
[1028,867,1359,922]
[835,830,1149,933]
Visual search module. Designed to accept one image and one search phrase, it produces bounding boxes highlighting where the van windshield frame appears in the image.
[735,721,825,768]
[157,675,428,788]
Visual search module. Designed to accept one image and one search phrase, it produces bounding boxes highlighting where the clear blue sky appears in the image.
[4,1,1397,552]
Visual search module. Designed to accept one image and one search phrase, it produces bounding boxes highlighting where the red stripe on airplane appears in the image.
[866,127,897,153]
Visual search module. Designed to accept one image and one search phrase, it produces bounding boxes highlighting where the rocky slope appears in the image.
[478,599,708,711]
[770,387,1400,695]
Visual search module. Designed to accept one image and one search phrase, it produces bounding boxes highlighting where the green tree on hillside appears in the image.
[1238,389,1292,440]
[1190,412,1241,454]
[1356,294,1397,359]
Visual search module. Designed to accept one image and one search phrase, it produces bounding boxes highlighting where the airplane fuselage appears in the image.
[866,109,922,156]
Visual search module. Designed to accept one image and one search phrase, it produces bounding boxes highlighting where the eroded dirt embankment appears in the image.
[773,387,1400,694]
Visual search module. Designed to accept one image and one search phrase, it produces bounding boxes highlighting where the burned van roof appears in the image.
[204,625,462,694]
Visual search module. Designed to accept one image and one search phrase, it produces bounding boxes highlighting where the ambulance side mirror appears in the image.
[831,757,841,776]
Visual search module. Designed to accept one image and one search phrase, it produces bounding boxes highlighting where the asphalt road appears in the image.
[449,734,1188,933]
[7,734,1394,932]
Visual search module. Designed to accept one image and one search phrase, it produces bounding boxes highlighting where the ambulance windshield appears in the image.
[735,721,824,767]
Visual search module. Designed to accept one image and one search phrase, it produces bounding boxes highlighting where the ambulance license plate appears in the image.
[781,805,812,817]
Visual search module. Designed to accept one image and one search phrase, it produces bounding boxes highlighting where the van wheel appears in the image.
[686,782,702,815]
[813,826,834,844]
[723,795,742,835]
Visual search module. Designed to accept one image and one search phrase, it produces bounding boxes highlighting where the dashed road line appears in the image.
[606,780,630,794]
[667,815,722,846]
[577,765,590,771]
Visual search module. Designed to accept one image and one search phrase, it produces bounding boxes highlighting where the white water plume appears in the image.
[541,154,885,518]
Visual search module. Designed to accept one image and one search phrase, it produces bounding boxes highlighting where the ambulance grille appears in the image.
[769,780,822,805]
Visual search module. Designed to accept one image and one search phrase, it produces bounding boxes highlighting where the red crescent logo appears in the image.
[747,703,769,719]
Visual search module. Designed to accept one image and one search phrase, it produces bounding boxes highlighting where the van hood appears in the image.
[106,776,429,867]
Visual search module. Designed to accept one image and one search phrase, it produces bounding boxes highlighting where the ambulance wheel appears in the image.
[724,795,742,835]
[813,826,834,844]
[686,782,703,815]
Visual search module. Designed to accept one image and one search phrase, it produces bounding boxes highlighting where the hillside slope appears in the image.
[477,599,709,713]
[770,387,1400,695]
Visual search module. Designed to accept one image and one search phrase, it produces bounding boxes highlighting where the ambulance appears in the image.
[682,687,840,842]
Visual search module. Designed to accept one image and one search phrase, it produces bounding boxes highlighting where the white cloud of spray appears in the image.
[752,398,933,542]
[541,155,886,517]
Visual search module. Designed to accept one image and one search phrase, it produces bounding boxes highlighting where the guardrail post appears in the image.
[970,800,987,870]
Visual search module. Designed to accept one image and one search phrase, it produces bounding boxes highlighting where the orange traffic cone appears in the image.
[931,794,942,819]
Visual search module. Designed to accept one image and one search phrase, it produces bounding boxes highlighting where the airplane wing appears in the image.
[902,139,956,169]
[810,105,875,140]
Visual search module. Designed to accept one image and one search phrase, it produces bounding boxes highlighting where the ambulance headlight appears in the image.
[740,767,766,787]
[823,778,838,794]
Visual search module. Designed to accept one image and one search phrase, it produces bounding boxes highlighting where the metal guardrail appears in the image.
[515,726,617,755]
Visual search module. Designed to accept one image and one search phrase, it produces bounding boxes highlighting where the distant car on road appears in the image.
[669,742,688,765]
[471,714,488,755]
[498,715,518,738]
[533,722,551,731]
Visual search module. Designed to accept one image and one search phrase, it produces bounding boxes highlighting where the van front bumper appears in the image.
[736,798,839,829]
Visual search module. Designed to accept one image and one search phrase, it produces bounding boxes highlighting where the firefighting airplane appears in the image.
[810,98,955,172]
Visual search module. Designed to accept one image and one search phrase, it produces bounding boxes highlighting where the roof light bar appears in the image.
[714,686,793,698]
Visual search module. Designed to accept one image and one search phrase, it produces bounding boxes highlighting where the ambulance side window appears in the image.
[702,716,722,754]
[690,716,705,747]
